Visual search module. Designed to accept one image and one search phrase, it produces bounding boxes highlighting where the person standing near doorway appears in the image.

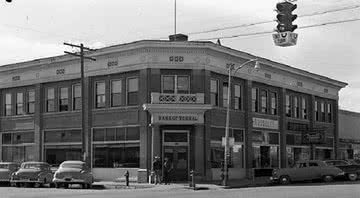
[163,157,173,185]
[153,156,162,184]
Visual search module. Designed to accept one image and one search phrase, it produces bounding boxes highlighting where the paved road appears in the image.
[1,182,360,198]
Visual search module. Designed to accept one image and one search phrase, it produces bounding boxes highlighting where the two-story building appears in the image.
[0,34,347,182]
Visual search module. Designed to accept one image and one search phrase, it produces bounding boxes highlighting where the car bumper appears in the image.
[53,178,88,184]
[269,176,280,183]
[11,179,43,183]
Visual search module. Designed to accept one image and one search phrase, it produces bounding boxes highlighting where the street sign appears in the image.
[272,31,298,47]
[222,137,235,147]
[302,131,325,144]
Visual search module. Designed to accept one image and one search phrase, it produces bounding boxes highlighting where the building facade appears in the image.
[0,36,347,182]
[338,109,360,160]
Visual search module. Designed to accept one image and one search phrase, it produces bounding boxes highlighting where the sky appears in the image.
[0,0,359,112]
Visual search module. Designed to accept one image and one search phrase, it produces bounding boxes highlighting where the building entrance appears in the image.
[162,130,189,181]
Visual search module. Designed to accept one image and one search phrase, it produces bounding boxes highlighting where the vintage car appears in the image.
[10,161,54,187]
[270,160,345,185]
[324,160,360,181]
[0,162,19,184]
[53,161,93,189]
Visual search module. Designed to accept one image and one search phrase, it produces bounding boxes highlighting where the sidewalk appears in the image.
[93,176,271,190]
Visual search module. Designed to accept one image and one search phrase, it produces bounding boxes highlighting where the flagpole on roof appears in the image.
[174,0,177,37]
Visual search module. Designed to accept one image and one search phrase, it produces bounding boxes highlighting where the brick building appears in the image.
[338,109,360,160]
[0,35,347,182]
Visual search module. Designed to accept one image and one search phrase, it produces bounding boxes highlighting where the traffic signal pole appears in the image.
[64,43,96,166]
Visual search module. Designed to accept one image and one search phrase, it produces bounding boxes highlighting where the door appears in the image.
[162,130,189,181]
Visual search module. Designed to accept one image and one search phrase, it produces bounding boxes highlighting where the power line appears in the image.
[186,4,360,36]
[196,17,360,41]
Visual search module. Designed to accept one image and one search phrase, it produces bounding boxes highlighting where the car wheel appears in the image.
[279,176,291,185]
[348,173,358,181]
[323,175,334,182]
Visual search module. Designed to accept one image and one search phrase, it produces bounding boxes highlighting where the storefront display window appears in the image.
[2,132,35,163]
[92,127,140,168]
[252,131,279,168]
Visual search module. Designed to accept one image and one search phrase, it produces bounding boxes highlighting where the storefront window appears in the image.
[44,130,81,143]
[252,131,279,168]
[286,147,310,167]
[1,132,35,163]
[210,79,219,106]
[92,127,140,168]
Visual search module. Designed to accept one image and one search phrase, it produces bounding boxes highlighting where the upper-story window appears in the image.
[72,84,81,110]
[285,94,291,117]
[301,97,307,119]
[234,84,241,110]
[270,92,277,115]
[162,75,189,94]
[210,79,219,106]
[95,82,106,108]
[27,90,35,114]
[320,102,325,122]
[127,77,138,105]
[46,88,55,112]
[223,82,228,108]
[111,80,123,107]
[16,92,24,115]
[59,87,69,112]
[252,88,259,112]
[260,90,268,113]
[315,101,319,121]
[293,96,299,118]
[327,103,332,123]
[5,93,12,116]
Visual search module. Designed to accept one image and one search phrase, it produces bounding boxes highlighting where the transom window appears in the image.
[161,75,189,94]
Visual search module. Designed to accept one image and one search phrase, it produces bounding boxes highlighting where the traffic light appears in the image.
[275,1,297,32]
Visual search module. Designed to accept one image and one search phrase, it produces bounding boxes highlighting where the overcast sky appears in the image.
[0,0,359,112]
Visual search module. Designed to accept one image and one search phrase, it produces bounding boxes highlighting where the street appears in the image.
[1,182,360,198]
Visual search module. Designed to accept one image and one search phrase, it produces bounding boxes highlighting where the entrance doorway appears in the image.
[162,130,189,181]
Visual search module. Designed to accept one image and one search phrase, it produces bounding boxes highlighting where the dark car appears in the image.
[10,162,54,187]
[270,160,344,185]
[325,160,360,181]
[53,161,93,189]
[0,162,19,184]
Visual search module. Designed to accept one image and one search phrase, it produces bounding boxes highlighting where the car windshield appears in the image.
[60,163,84,169]
[0,164,9,169]
[22,163,43,169]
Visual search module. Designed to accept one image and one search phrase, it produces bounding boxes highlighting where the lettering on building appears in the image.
[158,115,198,121]
[287,122,309,131]
[169,56,184,62]
[56,68,65,75]
[107,59,118,67]
[12,76,20,81]
[253,117,279,130]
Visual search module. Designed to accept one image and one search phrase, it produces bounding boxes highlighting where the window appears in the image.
[127,77,139,105]
[223,82,228,108]
[252,88,259,112]
[111,80,123,107]
[44,130,81,143]
[210,79,219,106]
[162,76,175,93]
[301,97,307,119]
[270,92,277,115]
[46,88,55,112]
[161,75,189,94]
[5,93,12,116]
[1,132,35,163]
[72,84,81,110]
[321,102,325,122]
[27,90,35,114]
[95,82,106,108]
[293,96,299,118]
[59,87,69,112]
[309,162,319,167]
[16,92,24,115]
[327,103,332,123]
[177,76,189,94]
[315,101,319,121]
[286,95,291,117]
[234,85,241,110]
[260,90,268,113]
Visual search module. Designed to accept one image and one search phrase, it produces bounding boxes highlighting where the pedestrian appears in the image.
[163,157,173,185]
[153,156,162,184]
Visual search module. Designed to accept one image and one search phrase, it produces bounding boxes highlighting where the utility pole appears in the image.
[64,42,96,166]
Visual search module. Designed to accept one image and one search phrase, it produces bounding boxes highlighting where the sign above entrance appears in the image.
[152,113,204,124]
[252,118,279,130]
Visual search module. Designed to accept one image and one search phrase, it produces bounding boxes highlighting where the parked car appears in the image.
[270,160,345,185]
[53,161,93,189]
[324,160,360,181]
[10,161,54,187]
[0,162,19,184]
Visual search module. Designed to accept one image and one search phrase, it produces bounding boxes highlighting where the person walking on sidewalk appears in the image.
[163,157,173,185]
[153,156,162,184]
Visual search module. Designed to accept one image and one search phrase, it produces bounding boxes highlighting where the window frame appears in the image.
[46,87,55,112]
[270,91,277,115]
[72,84,81,111]
[127,77,139,106]
[5,93,12,116]
[252,88,259,112]
[95,81,106,109]
[27,89,35,114]
[110,79,124,107]
[234,84,242,110]
[59,87,69,112]
[16,92,24,115]
[223,82,229,108]
[210,79,219,106]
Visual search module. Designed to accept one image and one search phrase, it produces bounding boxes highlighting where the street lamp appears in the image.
[223,58,259,186]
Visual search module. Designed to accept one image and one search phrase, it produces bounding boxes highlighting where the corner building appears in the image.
[0,35,347,182]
